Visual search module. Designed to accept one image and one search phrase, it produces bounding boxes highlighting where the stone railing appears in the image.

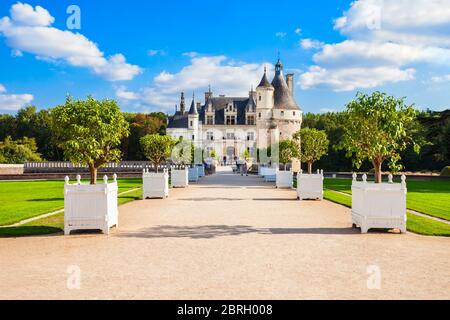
[0,164,25,175]
[23,162,204,174]
[24,161,153,173]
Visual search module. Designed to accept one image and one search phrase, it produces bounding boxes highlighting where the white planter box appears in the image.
[64,175,118,235]
[352,174,407,234]
[143,169,169,199]
[188,167,199,182]
[197,165,205,177]
[297,170,324,200]
[276,170,293,188]
[171,168,189,188]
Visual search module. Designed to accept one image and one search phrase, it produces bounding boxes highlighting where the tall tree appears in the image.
[140,134,176,172]
[51,96,130,184]
[338,92,421,183]
[293,128,329,174]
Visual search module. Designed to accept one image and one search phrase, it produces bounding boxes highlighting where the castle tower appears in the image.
[188,93,199,145]
[270,58,302,142]
[256,66,275,149]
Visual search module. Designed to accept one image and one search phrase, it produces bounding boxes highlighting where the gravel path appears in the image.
[0,169,449,300]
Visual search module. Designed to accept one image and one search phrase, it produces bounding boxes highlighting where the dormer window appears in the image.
[281,111,285,116]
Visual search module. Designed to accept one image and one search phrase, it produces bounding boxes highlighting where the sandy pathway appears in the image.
[0,170,449,300]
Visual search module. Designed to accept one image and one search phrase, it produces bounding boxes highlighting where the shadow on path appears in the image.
[117,225,360,239]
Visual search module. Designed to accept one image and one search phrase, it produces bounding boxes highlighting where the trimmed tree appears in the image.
[338,92,420,183]
[140,134,176,172]
[293,128,329,174]
[51,96,129,184]
[269,140,300,170]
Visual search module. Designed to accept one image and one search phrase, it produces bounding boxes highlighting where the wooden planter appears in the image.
[64,175,118,235]
[143,169,169,199]
[188,167,199,182]
[171,168,189,188]
[297,170,324,200]
[352,174,407,234]
[276,169,293,189]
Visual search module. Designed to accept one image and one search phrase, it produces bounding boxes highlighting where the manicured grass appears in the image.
[0,178,142,226]
[324,178,450,221]
[324,189,351,208]
[324,189,450,237]
[407,213,450,237]
[0,188,142,238]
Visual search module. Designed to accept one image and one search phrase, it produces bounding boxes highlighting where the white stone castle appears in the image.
[167,58,303,161]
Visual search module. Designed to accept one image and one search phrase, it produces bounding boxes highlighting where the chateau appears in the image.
[167,58,303,161]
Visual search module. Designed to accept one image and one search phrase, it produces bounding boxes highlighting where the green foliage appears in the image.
[122,112,167,160]
[441,166,450,176]
[293,128,329,170]
[0,136,42,163]
[269,140,300,167]
[51,96,129,183]
[140,134,176,170]
[338,92,420,182]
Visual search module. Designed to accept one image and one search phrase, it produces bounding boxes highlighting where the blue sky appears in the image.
[0,0,449,114]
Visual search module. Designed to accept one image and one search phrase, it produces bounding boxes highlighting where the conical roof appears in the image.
[188,95,198,115]
[271,60,300,110]
[257,67,274,89]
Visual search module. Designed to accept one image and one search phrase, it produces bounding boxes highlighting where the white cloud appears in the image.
[183,52,199,58]
[147,49,167,57]
[0,3,142,81]
[431,74,450,83]
[301,38,325,50]
[275,32,287,38]
[0,84,34,112]
[299,0,450,91]
[295,28,302,35]
[116,55,273,111]
[115,86,138,100]
[300,65,415,92]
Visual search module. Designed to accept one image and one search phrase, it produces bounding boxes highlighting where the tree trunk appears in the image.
[89,166,97,185]
[373,159,382,184]
[308,162,313,174]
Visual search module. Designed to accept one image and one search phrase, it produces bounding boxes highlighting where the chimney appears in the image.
[196,102,201,109]
[205,85,213,101]
[180,92,186,113]
[286,74,294,96]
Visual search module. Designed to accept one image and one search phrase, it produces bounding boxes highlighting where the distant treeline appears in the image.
[0,106,449,172]
[302,109,450,172]
[0,106,167,162]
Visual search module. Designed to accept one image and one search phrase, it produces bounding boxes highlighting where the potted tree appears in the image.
[272,140,299,188]
[293,128,329,200]
[51,96,129,235]
[170,139,191,188]
[140,134,175,198]
[338,92,421,233]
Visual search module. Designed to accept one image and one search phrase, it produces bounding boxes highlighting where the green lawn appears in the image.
[324,178,450,221]
[0,178,142,226]
[324,189,450,237]
[0,188,142,238]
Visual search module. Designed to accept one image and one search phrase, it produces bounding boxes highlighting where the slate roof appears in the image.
[200,97,250,125]
[272,61,300,110]
[167,111,189,129]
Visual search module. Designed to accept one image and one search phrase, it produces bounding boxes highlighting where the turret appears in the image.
[180,92,186,114]
[256,66,274,110]
[188,93,199,130]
